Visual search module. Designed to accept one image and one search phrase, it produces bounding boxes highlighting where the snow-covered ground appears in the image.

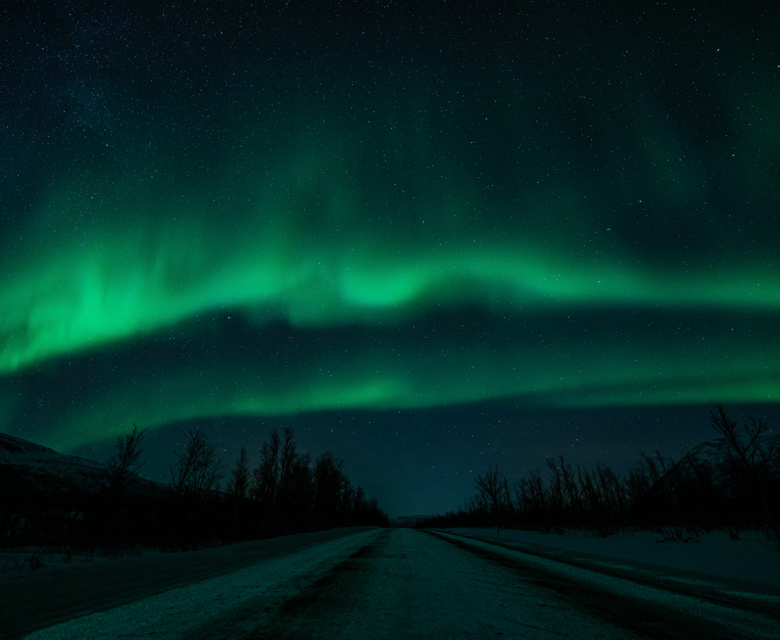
[1,527,375,638]
[19,530,381,640]
[0,546,165,582]
[447,527,780,590]
[11,527,779,639]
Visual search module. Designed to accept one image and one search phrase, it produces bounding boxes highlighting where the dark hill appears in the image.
[0,432,165,508]
[655,434,780,492]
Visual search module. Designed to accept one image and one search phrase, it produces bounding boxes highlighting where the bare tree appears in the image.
[596,462,625,534]
[106,424,147,500]
[475,463,512,535]
[625,460,652,515]
[278,427,298,504]
[639,449,673,485]
[517,469,547,530]
[227,447,250,540]
[252,429,281,504]
[313,451,344,528]
[289,451,314,528]
[578,467,599,522]
[710,405,779,535]
[341,476,355,516]
[170,429,223,496]
[546,457,565,531]
[227,447,250,499]
[560,455,581,521]
[711,404,768,468]
[355,485,367,515]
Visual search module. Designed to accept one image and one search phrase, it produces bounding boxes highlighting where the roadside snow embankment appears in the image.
[447,528,780,591]
[20,529,380,640]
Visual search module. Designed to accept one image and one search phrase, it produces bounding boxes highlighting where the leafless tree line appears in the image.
[1,426,387,553]
[420,406,780,546]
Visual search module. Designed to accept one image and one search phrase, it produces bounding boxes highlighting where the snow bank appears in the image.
[447,527,780,589]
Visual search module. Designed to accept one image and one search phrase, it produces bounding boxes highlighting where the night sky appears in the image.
[1,2,779,516]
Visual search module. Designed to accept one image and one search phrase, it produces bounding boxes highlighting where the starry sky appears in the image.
[1,1,779,516]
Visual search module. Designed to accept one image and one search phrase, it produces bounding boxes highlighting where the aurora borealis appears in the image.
[1,2,779,515]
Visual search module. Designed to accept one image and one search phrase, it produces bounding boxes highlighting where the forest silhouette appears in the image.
[1,426,388,555]
[418,406,780,549]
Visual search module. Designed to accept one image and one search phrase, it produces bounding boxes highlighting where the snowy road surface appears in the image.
[13,528,780,639]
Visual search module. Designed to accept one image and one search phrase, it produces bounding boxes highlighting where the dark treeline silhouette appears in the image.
[1,426,388,553]
[419,406,780,546]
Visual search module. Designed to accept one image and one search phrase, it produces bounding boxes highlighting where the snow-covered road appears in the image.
[16,528,780,639]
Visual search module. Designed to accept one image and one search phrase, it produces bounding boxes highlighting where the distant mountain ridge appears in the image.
[390,515,431,528]
[665,434,780,483]
[649,434,780,508]
[0,432,163,502]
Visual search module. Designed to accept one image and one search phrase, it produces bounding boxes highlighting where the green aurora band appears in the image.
[1,5,778,452]
[3,111,778,373]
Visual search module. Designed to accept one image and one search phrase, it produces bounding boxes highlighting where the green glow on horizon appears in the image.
[43,316,780,452]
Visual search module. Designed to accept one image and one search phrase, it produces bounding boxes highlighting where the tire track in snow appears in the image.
[188,528,635,639]
[277,531,387,616]
[186,529,392,639]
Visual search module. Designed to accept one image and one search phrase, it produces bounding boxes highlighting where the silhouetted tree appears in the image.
[252,429,281,504]
[640,449,673,485]
[709,405,779,535]
[169,429,224,496]
[625,459,653,525]
[227,447,250,539]
[340,475,355,520]
[475,463,512,535]
[227,447,251,499]
[106,423,147,501]
[250,428,309,534]
[2,421,388,552]
[421,406,780,544]
[517,469,547,530]
[710,405,768,468]
[355,486,367,517]
[288,451,315,530]
[279,427,298,502]
[546,457,566,532]
[559,455,581,524]
[313,451,343,528]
